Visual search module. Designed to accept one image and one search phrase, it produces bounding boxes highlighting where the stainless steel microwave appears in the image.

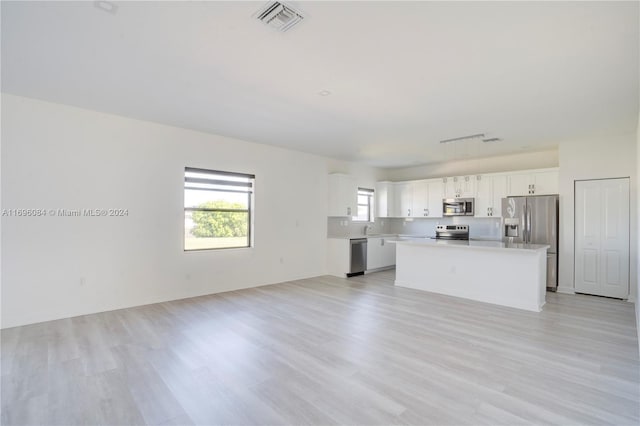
[443,198,474,216]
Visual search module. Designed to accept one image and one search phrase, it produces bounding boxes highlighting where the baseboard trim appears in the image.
[365,266,395,274]
[557,286,575,295]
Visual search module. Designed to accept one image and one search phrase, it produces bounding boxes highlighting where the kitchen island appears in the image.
[394,239,549,312]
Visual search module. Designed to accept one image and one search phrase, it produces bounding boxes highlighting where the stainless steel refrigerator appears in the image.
[502,195,559,291]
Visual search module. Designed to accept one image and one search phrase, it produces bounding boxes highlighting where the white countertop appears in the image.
[393,238,549,252]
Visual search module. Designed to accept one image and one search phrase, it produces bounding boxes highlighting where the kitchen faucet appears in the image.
[364,224,374,235]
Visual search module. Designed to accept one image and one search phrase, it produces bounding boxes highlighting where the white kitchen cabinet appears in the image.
[376,167,557,218]
[492,174,508,216]
[395,182,413,217]
[443,177,456,199]
[474,175,492,217]
[411,180,429,217]
[367,237,396,270]
[393,180,442,218]
[532,170,559,195]
[507,169,559,196]
[328,174,357,217]
[444,176,476,198]
[381,238,396,266]
[367,237,383,270]
[426,179,444,218]
[474,174,508,217]
[327,238,350,277]
[507,173,531,196]
[375,181,395,218]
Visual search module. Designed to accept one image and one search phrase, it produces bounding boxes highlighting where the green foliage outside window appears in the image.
[191,201,248,238]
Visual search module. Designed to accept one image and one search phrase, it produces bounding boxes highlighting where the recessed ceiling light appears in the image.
[318,90,331,96]
[94,1,117,14]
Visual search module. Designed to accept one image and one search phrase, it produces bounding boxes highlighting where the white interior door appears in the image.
[575,178,629,298]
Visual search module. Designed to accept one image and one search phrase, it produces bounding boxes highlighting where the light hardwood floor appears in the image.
[2,270,639,425]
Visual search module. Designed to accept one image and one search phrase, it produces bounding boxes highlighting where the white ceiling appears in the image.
[2,1,639,168]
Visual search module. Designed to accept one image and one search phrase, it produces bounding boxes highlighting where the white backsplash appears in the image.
[328,216,502,239]
[387,216,502,239]
[327,217,393,238]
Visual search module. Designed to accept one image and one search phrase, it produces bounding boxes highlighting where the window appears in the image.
[184,167,254,251]
[353,188,374,222]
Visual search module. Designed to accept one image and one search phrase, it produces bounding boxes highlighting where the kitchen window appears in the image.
[353,188,374,222]
[184,167,254,251]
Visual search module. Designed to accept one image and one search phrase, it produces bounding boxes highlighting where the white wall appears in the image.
[636,111,640,349]
[0,94,379,328]
[557,132,638,302]
[383,149,559,181]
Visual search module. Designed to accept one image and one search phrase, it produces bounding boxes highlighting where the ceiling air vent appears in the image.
[255,1,305,32]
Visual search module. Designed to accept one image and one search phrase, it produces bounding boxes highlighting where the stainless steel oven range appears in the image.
[435,225,469,241]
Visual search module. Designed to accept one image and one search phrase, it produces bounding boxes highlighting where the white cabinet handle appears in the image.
[407,209,411,216]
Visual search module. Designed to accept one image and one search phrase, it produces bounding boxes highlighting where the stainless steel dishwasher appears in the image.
[348,238,367,277]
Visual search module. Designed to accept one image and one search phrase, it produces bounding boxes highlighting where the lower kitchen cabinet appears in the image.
[367,237,396,270]
[327,238,350,277]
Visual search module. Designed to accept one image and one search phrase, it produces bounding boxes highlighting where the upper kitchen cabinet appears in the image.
[444,176,476,199]
[532,170,559,195]
[411,180,429,217]
[375,181,395,218]
[474,174,507,217]
[393,180,443,218]
[328,173,357,217]
[507,169,559,196]
[426,179,444,218]
[395,182,413,217]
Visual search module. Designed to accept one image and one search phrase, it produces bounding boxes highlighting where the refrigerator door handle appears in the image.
[526,203,532,244]
[523,203,528,243]
[524,204,528,243]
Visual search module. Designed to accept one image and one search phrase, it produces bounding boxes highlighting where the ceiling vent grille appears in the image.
[255,2,304,32]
